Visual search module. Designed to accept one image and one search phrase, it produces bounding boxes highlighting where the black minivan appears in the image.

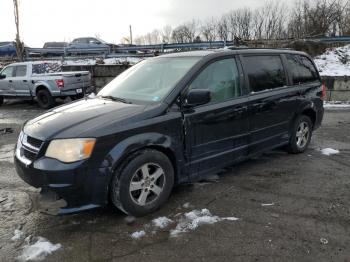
[14,49,324,216]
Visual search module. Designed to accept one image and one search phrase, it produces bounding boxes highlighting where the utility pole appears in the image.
[13,0,23,61]
[129,25,133,45]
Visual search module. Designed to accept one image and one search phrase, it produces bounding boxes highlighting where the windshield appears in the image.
[98,57,200,103]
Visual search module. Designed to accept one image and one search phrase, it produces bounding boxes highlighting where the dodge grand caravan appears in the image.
[14,49,324,216]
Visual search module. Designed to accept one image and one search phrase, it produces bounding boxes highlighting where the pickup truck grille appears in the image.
[16,133,43,164]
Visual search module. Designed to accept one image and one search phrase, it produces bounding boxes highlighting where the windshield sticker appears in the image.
[152,96,160,101]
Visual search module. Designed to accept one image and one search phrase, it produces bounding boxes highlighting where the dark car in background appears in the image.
[0,42,17,58]
[14,49,324,216]
[42,42,68,56]
[68,37,111,55]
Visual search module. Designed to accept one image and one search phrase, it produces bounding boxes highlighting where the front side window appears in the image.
[188,58,241,103]
[286,55,319,85]
[15,65,27,77]
[243,55,286,93]
[98,57,200,103]
[1,66,14,77]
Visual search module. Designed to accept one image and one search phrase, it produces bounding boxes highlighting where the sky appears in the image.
[0,0,291,47]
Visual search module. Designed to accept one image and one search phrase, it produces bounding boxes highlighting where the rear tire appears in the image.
[0,96,3,106]
[287,115,313,154]
[110,150,174,217]
[70,94,84,100]
[37,89,55,109]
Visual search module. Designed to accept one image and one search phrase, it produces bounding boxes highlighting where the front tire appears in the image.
[288,115,313,154]
[110,150,174,217]
[36,89,55,109]
[0,96,3,106]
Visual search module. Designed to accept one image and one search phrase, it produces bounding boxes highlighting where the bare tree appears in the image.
[288,0,347,38]
[13,0,24,61]
[227,8,252,41]
[216,14,230,42]
[161,25,173,43]
[172,21,199,43]
[201,18,217,42]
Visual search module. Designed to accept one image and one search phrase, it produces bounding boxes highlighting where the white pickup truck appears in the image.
[0,61,91,108]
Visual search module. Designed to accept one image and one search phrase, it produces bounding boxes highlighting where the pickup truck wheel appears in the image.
[37,89,55,109]
[288,115,313,154]
[0,96,3,106]
[110,150,174,217]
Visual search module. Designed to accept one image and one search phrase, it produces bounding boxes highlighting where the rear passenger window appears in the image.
[189,58,241,103]
[286,55,319,85]
[243,55,286,93]
[14,65,27,77]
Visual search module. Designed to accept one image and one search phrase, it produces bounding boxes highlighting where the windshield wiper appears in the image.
[100,95,132,104]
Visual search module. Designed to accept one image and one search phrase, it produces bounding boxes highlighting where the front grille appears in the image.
[26,136,43,149]
[22,148,37,161]
[17,133,43,164]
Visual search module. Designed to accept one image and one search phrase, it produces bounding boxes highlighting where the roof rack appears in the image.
[225,46,295,51]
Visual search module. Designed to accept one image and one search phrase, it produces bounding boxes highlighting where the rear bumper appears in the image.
[14,155,112,214]
[51,85,93,97]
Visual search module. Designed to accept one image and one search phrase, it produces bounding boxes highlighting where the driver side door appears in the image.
[183,57,250,179]
[0,66,15,97]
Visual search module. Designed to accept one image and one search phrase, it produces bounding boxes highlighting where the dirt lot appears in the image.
[0,100,349,262]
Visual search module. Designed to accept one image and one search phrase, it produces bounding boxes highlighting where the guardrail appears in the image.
[7,35,350,61]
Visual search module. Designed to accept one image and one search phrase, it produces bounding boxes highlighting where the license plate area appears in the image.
[76,88,83,94]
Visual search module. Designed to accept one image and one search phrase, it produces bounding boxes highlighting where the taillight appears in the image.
[321,82,326,101]
[55,79,64,89]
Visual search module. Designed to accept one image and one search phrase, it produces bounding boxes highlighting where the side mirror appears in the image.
[0,74,6,80]
[184,89,211,107]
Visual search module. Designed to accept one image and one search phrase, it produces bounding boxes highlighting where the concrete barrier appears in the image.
[62,64,131,91]
[322,76,350,101]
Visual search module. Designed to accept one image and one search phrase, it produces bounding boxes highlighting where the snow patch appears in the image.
[152,217,173,229]
[183,202,191,208]
[17,237,62,261]
[324,102,350,109]
[314,45,350,76]
[131,230,146,239]
[321,148,340,156]
[170,209,238,237]
[11,229,24,241]
[261,203,275,207]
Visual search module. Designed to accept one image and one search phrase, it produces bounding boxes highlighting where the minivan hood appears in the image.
[24,98,147,140]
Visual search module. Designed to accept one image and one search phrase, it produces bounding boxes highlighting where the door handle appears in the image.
[23,80,27,82]
[9,80,12,83]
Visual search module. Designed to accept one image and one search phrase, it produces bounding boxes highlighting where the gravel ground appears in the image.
[0,100,349,262]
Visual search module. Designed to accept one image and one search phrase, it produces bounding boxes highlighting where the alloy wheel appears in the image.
[129,163,166,206]
[296,121,310,149]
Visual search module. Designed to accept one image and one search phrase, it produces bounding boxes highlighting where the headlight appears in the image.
[45,138,96,163]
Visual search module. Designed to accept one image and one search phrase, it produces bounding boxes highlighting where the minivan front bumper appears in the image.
[14,155,112,215]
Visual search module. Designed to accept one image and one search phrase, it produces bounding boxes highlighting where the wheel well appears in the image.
[143,145,179,184]
[302,108,316,127]
[107,145,179,203]
[112,145,179,185]
[35,85,48,96]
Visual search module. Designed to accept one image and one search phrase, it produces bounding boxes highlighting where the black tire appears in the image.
[0,96,3,106]
[36,89,55,109]
[110,149,174,217]
[288,115,313,154]
[70,93,84,101]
